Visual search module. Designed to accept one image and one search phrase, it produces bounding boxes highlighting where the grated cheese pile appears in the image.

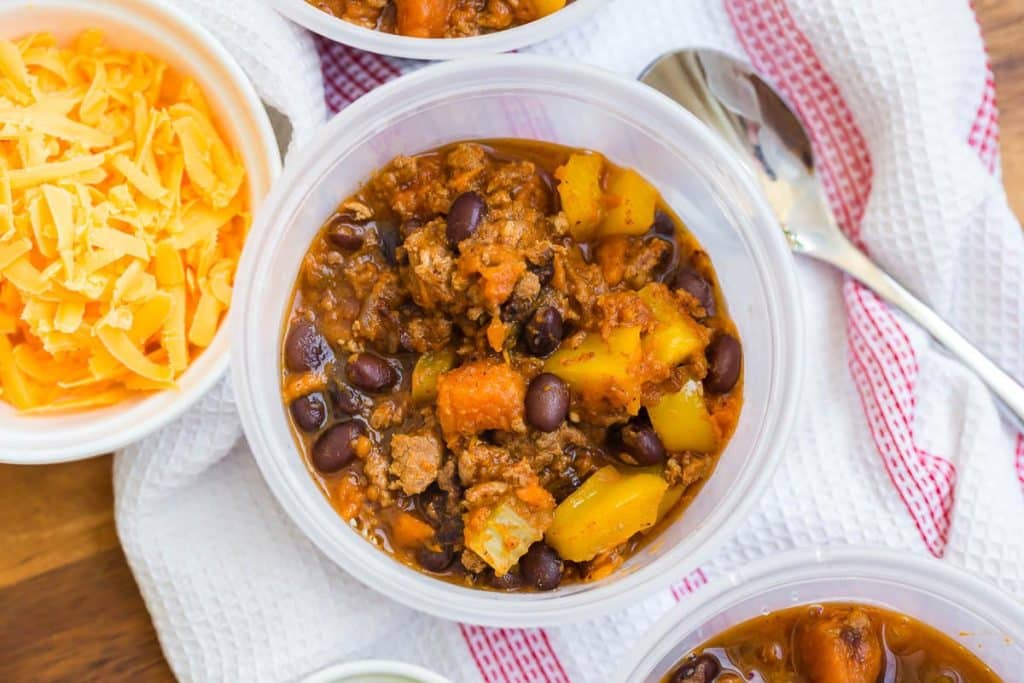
[0,30,249,413]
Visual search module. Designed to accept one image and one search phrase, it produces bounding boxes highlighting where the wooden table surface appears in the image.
[2,3,1023,680]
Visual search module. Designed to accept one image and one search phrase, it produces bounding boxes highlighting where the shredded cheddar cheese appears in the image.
[0,31,249,412]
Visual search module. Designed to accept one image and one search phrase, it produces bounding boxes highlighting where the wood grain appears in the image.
[0,458,119,589]
[0,548,171,682]
[977,0,1024,220]
[0,4,1022,681]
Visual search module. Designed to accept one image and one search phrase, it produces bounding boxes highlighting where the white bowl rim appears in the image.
[299,659,451,683]
[0,0,281,464]
[614,545,1024,681]
[232,54,805,626]
[265,0,611,60]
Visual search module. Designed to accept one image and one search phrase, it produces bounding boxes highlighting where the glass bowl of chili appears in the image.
[264,0,611,60]
[615,546,1024,681]
[232,55,803,625]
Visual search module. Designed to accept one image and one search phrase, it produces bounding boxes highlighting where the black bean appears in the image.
[551,466,583,503]
[616,422,666,466]
[501,293,536,325]
[673,267,716,318]
[346,352,397,392]
[376,220,401,265]
[520,542,563,591]
[652,209,677,237]
[537,166,561,214]
[489,569,524,590]
[290,393,327,432]
[705,334,742,394]
[529,256,555,286]
[284,321,331,372]
[326,213,366,251]
[329,382,363,415]
[524,306,563,357]
[646,234,679,282]
[669,653,721,683]
[446,192,485,246]
[311,421,365,473]
[525,373,570,432]
[416,546,454,573]
[415,486,448,523]
[435,516,464,546]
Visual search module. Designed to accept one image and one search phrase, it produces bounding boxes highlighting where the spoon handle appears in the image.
[813,234,1024,431]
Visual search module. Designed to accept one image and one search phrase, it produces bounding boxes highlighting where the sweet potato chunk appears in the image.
[437,360,526,439]
[395,0,452,37]
[390,511,436,548]
[458,243,528,308]
[795,608,883,683]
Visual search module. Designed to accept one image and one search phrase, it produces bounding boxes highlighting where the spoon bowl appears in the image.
[642,49,1024,429]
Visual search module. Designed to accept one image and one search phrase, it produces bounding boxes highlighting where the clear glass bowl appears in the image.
[231,55,804,625]
[300,659,449,683]
[265,0,611,61]
[616,547,1024,681]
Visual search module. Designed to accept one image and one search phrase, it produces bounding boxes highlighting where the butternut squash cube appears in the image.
[545,466,668,562]
[543,326,643,413]
[656,485,685,521]
[601,168,658,237]
[638,284,708,367]
[555,153,605,240]
[648,380,719,453]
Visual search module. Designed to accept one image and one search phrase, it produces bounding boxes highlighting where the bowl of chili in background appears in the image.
[232,56,803,625]
[264,0,611,60]
[615,547,1024,682]
[0,0,280,464]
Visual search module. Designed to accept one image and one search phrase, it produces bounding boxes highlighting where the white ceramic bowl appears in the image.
[232,55,804,626]
[266,0,610,60]
[300,660,450,683]
[0,0,280,464]
[616,547,1024,682]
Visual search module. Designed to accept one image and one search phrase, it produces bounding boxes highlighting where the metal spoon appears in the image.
[641,49,1024,430]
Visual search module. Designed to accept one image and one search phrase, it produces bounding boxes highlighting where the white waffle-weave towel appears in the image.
[114,0,1024,681]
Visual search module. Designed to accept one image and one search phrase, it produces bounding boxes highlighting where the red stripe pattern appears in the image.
[1016,434,1024,498]
[969,2,1000,173]
[458,624,571,683]
[669,568,708,602]
[722,0,1002,557]
[970,72,999,173]
[315,35,406,112]
[965,9,1024,500]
